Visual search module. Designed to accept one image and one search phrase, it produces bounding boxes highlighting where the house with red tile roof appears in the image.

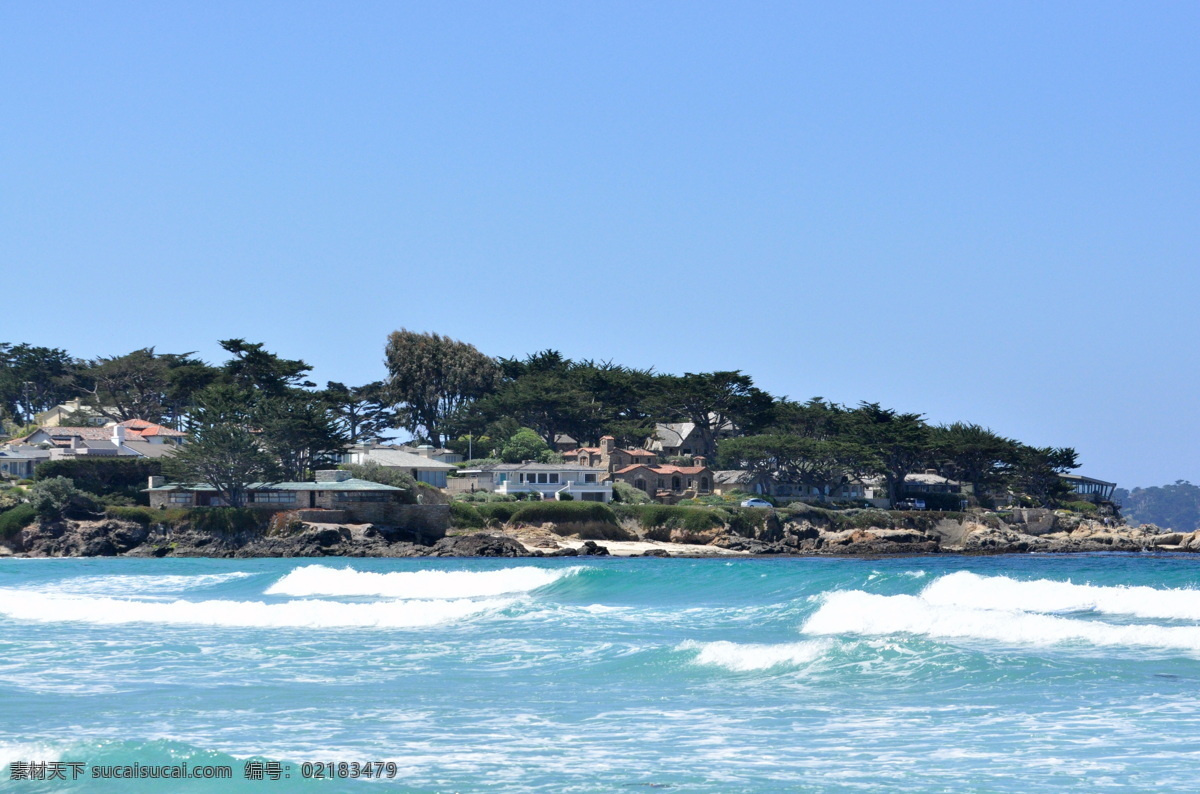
[608,458,715,504]
[562,436,658,474]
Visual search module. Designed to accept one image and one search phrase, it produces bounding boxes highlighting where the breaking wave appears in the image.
[679,639,829,671]
[0,589,508,629]
[40,572,255,596]
[921,570,1200,621]
[802,590,1200,651]
[265,564,580,599]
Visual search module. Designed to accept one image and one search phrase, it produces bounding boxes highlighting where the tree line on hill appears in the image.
[2,331,1084,507]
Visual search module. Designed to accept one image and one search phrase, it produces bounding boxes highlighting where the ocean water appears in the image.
[3,555,1200,792]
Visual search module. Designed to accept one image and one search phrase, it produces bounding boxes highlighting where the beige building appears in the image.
[609,459,715,503]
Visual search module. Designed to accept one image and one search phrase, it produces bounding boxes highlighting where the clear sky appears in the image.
[3,2,1197,489]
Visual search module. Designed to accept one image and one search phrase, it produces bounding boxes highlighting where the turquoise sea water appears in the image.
[3,554,1200,792]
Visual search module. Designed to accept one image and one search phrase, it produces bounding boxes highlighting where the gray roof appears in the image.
[149,477,404,493]
[487,463,599,473]
[1060,473,1116,487]
[713,469,749,485]
[123,440,179,459]
[353,447,456,470]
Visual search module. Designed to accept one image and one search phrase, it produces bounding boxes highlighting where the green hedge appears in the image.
[450,501,485,529]
[611,504,724,532]
[0,504,37,539]
[475,502,520,525]
[508,501,618,526]
[34,458,164,505]
[104,505,161,526]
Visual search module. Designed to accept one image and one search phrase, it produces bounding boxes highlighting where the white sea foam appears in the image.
[42,572,255,596]
[0,589,508,629]
[265,564,579,599]
[680,639,828,671]
[802,590,1200,651]
[921,571,1200,621]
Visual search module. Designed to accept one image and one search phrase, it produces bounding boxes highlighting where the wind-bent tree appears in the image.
[718,434,879,496]
[846,402,931,503]
[929,422,1019,501]
[0,343,80,425]
[76,348,217,425]
[1010,445,1079,507]
[654,371,774,459]
[162,423,282,507]
[256,393,347,481]
[384,330,500,447]
[323,381,396,444]
[219,339,315,397]
[162,388,281,507]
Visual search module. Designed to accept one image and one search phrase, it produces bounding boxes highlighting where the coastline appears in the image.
[1,512,1190,559]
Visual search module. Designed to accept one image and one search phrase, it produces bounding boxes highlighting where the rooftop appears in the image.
[148,477,404,492]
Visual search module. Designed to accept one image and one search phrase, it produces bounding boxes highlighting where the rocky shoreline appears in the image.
[1,509,1193,559]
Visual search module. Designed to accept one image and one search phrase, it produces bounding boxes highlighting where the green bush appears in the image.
[557,492,574,501]
[612,481,653,504]
[0,503,37,539]
[1061,500,1099,515]
[475,502,520,525]
[30,476,93,518]
[104,506,160,526]
[450,501,485,529]
[183,507,266,534]
[34,458,163,505]
[611,504,724,533]
[508,501,618,526]
[338,463,418,504]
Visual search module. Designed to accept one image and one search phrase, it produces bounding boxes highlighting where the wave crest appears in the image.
[265,565,579,599]
[922,570,1200,621]
[680,639,828,671]
[802,590,1200,651]
[0,589,507,629]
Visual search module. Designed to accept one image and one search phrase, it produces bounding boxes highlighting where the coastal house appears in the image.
[648,416,736,459]
[0,445,51,479]
[609,460,715,503]
[565,436,657,473]
[20,422,185,461]
[34,398,112,427]
[713,469,875,503]
[1059,473,1117,504]
[452,463,612,502]
[146,470,408,523]
[341,444,458,488]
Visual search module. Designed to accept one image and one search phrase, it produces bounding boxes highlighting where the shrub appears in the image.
[0,503,37,539]
[557,492,574,501]
[612,504,724,533]
[1061,500,1099,515]
[184,507,266,535]
[34,458,164,505]
[30,476,91,518]
[104,506,160,526]
[450,501,485,529]
[508,501,618,526]
[612,481,652,504]
[474,502,519,524]
[338,463,418,504]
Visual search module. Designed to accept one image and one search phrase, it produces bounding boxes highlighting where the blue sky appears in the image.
[3,2,1197,488]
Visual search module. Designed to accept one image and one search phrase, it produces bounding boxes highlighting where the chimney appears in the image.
[417,444,434,458]
[71,436,82,450]
[694,456,706,468]
[148,475,165,489]
[112,425,127,446]
[600,436,616,455]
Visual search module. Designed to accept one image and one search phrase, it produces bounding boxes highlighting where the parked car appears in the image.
[894,499,926,511]
[740,498,773,508]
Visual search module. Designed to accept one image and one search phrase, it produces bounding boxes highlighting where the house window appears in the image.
[701,477,709,491]
[635,478,646,492]
[549,473,559,484]
[672,476,681,491]
[657,478,665,488]
[168,492,192,504]
[253,490,297,503]
[334,492,391,502]
[537,473,548,484]
[585,473,596,483]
